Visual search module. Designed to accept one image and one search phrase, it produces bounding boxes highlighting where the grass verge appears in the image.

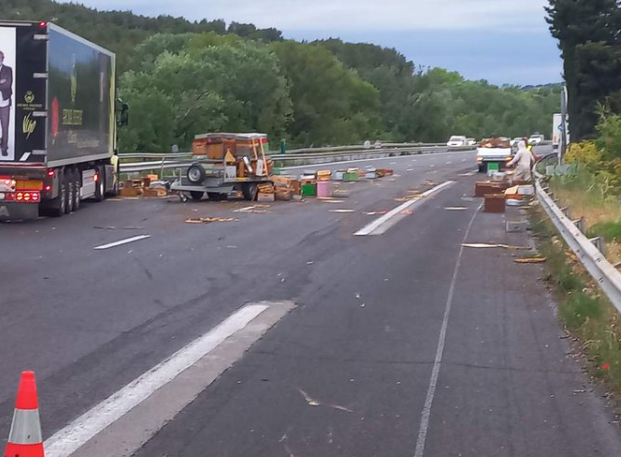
[530,207,621,392]
[551,169,621,264]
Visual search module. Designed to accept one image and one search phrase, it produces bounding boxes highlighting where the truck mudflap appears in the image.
[0,202,39,221]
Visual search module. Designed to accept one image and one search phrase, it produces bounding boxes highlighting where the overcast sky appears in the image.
[59,0,562,85]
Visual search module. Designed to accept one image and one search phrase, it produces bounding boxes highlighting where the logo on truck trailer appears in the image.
[22,113,36,139]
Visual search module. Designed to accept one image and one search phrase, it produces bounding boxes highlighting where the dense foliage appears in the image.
[566,110,621,193]
[4,0,561,152]
[546,0,621,140]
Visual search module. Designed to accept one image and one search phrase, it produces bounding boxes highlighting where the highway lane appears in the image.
[134,167,621,457]
[0,149,476,442]
[5,143,614,457]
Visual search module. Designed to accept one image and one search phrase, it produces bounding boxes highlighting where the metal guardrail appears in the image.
[119,142,448,160]
[119,143,474,174]
[535,171,621,314]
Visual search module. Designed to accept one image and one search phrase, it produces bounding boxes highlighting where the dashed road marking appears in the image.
[45,301,294,457]
[94,235,151,250]
[354,181,454,236]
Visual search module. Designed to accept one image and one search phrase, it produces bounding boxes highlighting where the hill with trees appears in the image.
[2,0,561,152]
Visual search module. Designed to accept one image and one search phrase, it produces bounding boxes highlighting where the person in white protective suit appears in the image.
[508,140,535,182]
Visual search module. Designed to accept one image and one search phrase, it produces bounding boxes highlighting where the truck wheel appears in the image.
[49,176,66,218]
[190,191,204,201]
[187,165,206,184]
[94,166,105,202]
[65,172,74,214]
[478,164,486,173]
[73,169,81,211]
[242,183,258,201]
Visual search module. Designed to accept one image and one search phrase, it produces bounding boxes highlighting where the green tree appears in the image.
[272,41,380,146]
[119,40,292,152]
[546,0,621,139]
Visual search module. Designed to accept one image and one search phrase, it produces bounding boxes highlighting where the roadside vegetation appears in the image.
[530,211,621,392]
[2,0,560,152]
[552,112,621,263]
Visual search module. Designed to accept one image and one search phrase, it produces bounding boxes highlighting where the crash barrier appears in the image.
[534,155,621,314]
[119,143,477,174]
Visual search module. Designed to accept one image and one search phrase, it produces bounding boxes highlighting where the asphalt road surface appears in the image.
[2,146,620,456]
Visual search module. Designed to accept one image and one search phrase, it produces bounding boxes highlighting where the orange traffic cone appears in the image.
[5,371,44,457]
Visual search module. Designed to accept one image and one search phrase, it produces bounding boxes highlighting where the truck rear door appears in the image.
[0,21,47,166]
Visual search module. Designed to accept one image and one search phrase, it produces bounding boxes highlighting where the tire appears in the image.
[208,192,227,201]
[65,171,74,214]
[242,183,258,201]
[478,164,486,173]
[190,191,204,201]
[94,166,105,202]
[187,165,206,184]
[72,168,81,212]
[49,174,66,218]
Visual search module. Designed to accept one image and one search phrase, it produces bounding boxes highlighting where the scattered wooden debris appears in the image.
[185,217,238,224]
[462,243,532,250]
[514,258,547,264]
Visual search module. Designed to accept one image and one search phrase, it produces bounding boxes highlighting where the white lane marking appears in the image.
[44,304,270,457]
[354,181,454,236]
[413,204,482,457]
[282,150,474,170]
[94,235,151,250]
[445,161,452,164]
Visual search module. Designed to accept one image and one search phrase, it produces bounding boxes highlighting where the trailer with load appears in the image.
[0,20,127,221]
[170,133,273,201]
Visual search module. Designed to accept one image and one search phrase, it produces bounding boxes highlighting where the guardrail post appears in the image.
[561,207,571,219]
[572,217,585,234]
[589,236,606,255]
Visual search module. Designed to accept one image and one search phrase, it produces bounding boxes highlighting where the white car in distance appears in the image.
[528,134,544,146]
[447,136,467,147]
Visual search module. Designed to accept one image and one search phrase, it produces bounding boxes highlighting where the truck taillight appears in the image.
[47,169,55,177]
[93,173,99,182]
[44,185,51,192]
[15,192,40,203]
[38,21,47,28]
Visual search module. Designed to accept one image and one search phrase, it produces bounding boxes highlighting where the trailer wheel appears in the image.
[94,166,105,202]
[65,172,74,214]
[73,169,81,211]
[208,192,227,201]
[187,165,206,184]
[242,183,258,201]
[190,191,204,201]
[49,175,66,218]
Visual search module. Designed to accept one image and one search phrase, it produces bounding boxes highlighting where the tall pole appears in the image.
[560,84,568,164]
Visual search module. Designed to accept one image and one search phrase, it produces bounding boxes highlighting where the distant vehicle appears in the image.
[477,137,512,173]
[528,134,545,146]
[511,138,523,147]
[447,136,467,147]
[465,138,477,146]
[0,21,128,221]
